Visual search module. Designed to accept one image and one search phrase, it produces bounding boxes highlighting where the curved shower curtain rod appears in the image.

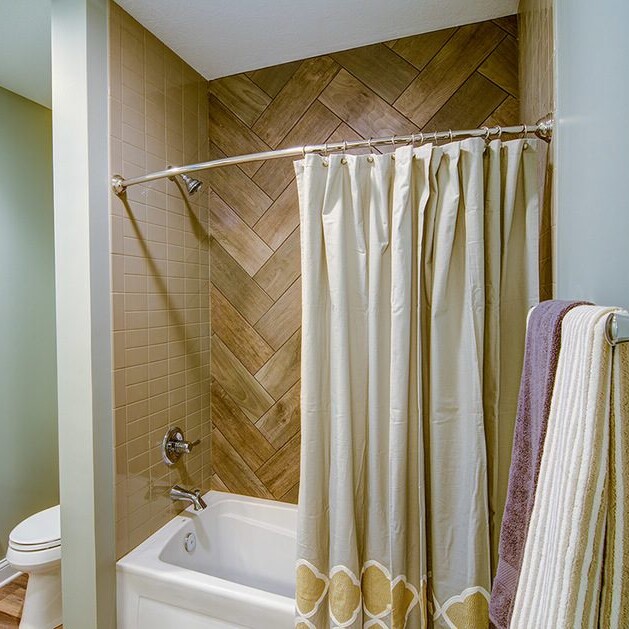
[112,114,554,196]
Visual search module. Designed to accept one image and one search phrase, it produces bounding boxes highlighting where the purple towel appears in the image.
[489,300,590,629]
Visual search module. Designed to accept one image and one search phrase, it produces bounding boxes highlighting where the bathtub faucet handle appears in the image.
[172,437,201,454]
[162,427,201,465]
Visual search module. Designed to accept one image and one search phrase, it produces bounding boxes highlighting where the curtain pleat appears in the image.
[295,138,540,629]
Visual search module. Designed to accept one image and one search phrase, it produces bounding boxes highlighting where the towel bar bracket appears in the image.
[605,312,629,346]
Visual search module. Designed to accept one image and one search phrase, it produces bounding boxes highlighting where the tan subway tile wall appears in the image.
[109,2,211,558]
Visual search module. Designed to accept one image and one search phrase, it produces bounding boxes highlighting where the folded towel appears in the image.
[510,305,618,629]
[597,330,629,628]
[489,300,588,629]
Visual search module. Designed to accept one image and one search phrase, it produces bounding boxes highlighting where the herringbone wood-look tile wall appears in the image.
[208,16,519,503]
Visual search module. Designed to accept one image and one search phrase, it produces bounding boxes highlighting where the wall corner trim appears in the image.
[51,0,116,627]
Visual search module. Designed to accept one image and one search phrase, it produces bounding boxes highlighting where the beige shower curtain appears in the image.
[295,138,539,629]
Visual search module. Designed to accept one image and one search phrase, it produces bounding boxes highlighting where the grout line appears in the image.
[492,16,519,38]
[338,63,412,108]
[207,95,271,175]
[477,66,518,100]
[330,46,419,105]
[207,142,274,209]
[210,189,274,263]
[421,75,510,133]
[248,75,343,167]
[212,381,276,449]
[391,27,506,118]
[211,334,276,404]
[246,59,304,101]
[251,225,300,293]
[209,237,275,306]
[254,430,301,475]
[389,25,460,75]
[254,327,301,381]
[212,425,274,497]
[331,66,420,134]
[210,285,275,371]
[252,274,301,329]
[208,74,272,128]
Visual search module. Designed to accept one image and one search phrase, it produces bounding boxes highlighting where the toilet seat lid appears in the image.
[9,505,61,551]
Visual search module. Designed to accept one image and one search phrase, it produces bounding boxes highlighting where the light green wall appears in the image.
[0,86,58,558]
[555,0,629,305]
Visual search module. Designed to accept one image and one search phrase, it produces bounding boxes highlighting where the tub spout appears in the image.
[170,485,207,511]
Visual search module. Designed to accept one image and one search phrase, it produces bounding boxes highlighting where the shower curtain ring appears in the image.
[341,141,348,164]
[497,126,503,140]
[419,132,424,145]
[520,124,527,139]
[482,126,491,145]
[321,142,330,166]
[302,145,307,158]
[448,129,453,143]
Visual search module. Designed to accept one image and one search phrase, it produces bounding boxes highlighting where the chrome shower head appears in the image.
[180,173,203,195]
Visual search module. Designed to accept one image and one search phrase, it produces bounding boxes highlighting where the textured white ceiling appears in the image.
[0,0,518,108]
[116,0,518,80]
[0,0,51,108]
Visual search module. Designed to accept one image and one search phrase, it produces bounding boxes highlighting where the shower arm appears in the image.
[111,115,554,196]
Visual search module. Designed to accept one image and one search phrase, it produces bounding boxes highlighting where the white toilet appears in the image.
[6,505,62,629]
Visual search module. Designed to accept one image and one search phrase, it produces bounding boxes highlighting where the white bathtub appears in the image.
[117,491,297,628]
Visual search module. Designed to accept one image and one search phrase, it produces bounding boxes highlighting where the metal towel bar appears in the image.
[528,307,628,346]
